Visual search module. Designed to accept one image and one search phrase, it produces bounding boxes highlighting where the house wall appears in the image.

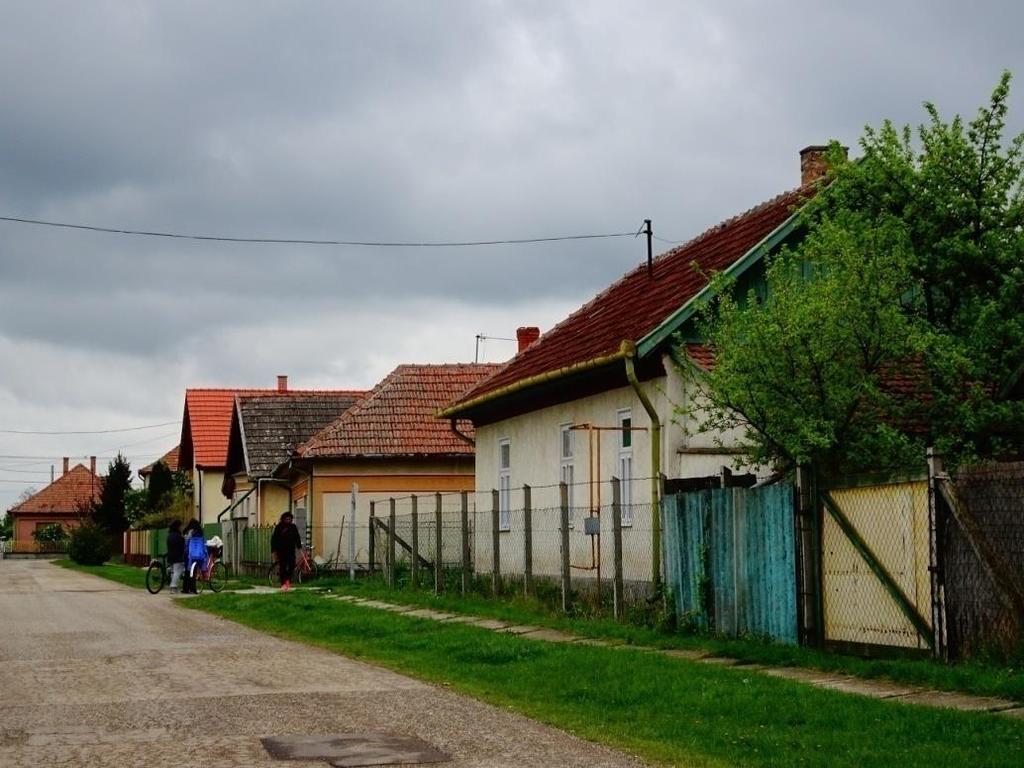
[193,468,230,524]
[13,515,81,543]
[288,458,475,565]
[471,359,761,581]
[229,477,291,526]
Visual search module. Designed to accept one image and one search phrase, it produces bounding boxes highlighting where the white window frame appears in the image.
[559,424,575,522]
[498,438,511,531]
[618,409,634,525]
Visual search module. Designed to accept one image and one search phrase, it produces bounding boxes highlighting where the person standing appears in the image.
[166,519,185,594]
[270,511,302,591]
[182,518,204,594]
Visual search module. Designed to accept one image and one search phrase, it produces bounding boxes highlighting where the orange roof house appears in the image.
[138,444,180,487]
[275,363,500,564]
[177,375,362,523]
[437,147,833,586]
[7,458,102,549]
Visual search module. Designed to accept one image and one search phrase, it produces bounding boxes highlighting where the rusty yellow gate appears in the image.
[819,477,934,652]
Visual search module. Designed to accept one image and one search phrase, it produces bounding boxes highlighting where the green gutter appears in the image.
[635,210,802,359]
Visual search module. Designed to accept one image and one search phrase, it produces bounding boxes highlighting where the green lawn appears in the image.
[187,591,1024,768]
[310,577,1024,704]
[53,558,258,591]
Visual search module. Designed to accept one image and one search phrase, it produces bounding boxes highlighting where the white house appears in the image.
[439,147,833,584]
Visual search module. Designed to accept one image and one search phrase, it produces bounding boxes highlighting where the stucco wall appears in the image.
[193,468,230,524]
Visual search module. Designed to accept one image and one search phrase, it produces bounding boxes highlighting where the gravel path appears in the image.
[0,560,643,768]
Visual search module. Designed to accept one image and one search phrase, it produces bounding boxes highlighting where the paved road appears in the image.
[0,560,641,768]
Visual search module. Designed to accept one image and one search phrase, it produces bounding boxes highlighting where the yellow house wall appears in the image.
[193,468,230,525]
[288,458,475,564]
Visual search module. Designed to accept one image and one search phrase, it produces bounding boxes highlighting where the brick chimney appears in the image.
[800,144,848,186]
[90,456,96,475]
[62,457,69,476]
[277,375,288,392]
[516,326,540,353]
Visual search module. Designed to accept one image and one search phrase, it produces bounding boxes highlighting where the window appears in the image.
[498,438,511,530]
[618,409,634,524]
[559,424,575,518]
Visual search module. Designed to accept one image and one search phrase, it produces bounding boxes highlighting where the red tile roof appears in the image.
[446,186,814,413]
[299,364,502,459]
[181,388,363,469]
[138,444,180,477]
[7,464,101,516]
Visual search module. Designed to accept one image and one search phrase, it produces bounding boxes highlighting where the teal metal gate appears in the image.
[663,484,798,643]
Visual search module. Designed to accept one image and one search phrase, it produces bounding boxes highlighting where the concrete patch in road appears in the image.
[261,732,450,766]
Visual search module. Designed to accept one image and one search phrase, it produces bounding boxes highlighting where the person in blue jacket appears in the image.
[183,519,206,594]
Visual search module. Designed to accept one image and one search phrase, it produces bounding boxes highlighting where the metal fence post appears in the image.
[491,489,501,595]
[349,483,358,581]
[927,447,948,660]
[388,498,397,588]
[411,494,419,589]
[612,476,624,621]
[560,481,571,613]
[523,484,533,598]
[461,490,471,596]
[434,492,443,594]
[368,501,376,575]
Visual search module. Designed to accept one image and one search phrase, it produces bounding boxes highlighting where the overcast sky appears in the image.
[1,1,1022,509]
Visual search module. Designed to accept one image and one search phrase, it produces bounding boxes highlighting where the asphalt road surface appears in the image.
[0,560,641,768]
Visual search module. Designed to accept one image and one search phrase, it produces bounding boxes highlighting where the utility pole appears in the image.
[644,219,653,278]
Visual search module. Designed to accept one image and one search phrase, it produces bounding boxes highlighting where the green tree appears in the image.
[31,523,69,543]
[124,487,148,526]
[93,453,133,534]
[0,512,14,540]
[693,73,1024,474]
[146,460,175,512]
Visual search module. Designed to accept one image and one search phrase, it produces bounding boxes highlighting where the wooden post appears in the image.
[368,501,376,575]
[523,484,533,598]
[410,494,419,589]
[388,498,396,588]
[434,492,443,594]
[560,481,571,613]
[612,476,625,621]
[926,447,948,659]
[460,490,470,596]
[349,483,358,581]
[491,489,501,595]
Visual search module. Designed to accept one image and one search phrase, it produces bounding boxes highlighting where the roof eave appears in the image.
[437,346,630,419]
[635,208,804,359]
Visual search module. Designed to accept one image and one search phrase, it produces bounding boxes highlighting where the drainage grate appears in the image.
[261,733,451,767]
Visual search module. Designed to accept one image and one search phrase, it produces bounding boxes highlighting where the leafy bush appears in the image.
[32,523,69,542]
[131,489,192,530]
[68,522,112,565]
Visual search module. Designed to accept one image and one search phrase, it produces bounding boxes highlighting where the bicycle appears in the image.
[268,547,318,587]
[191,546,228,593]
[146,554,169,594]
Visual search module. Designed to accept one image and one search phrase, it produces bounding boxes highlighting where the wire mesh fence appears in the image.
[943,462,1024,660]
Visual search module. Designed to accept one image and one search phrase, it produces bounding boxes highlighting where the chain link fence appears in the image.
[943,462,1024,660]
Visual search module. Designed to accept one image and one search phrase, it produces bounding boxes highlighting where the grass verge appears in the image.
[313,576,1024,703]
[53,558,258,591]
[187,591,1024,768]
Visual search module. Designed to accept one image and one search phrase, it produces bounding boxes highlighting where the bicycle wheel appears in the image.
[145,562,166,594]
[208,561,228,593]
[193,563,205,594]
[268,564,281,588]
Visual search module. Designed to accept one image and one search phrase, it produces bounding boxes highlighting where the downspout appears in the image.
[198,467,204,523]
[449,418,475,447]
[622,340,662,587]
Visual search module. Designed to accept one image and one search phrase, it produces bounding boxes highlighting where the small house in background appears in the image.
[275,363,501,564]
[439,147,832,583]
[222,389,365,525]
[176,375,360,523]
[6,457,101,551]
[137,444,180,488]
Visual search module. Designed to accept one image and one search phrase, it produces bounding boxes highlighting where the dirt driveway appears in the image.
[0,560,641,768]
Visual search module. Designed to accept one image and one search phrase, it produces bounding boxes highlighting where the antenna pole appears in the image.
[644,219,653,278]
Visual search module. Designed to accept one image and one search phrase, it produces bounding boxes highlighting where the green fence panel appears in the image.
[663,484,797,644]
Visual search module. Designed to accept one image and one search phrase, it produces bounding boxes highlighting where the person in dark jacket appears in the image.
[270,511,302,591]
[166,519,185,593]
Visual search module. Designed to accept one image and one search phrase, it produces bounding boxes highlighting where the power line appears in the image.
[0,215,637,248]
[0,420,180,435]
